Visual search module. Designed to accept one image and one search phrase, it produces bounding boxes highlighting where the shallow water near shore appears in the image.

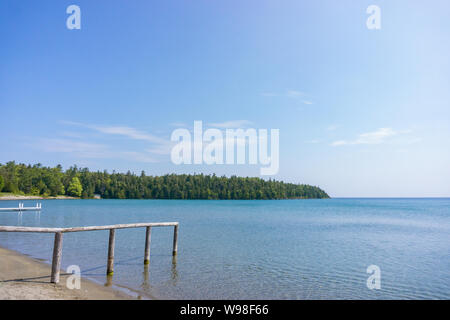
[0,198,449,299]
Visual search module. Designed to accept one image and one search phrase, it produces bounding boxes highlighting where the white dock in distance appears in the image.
[0,202,42,212]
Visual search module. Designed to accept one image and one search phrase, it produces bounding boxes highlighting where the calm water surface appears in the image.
[0,199,449,299]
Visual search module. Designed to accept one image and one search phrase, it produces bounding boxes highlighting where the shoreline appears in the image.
[0,195,79,201]
[0,245,135,300]
[0,195,330,201]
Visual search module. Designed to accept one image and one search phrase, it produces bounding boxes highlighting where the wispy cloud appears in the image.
[62,121,167,144]
[286,90,304,97]
[53,121,176,161]
[260,92,277,97]
[38,138,109,158]
[60,131,85,139]
[146,144,175,156]
[120,151,158,163]
[94,125,168,144]
[38,138,159,163]
[207,120,253,129]
[169,122,188,127]
[331,128,401,146]
[327,124,339,131]
[261,90,314,105]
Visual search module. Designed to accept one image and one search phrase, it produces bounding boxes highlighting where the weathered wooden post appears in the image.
[51,232,63,283]
[172,224,178,256]
[107,229,115,275]
[144,226,152,265]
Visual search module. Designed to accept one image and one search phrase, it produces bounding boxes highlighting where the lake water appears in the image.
[0,198,449,299]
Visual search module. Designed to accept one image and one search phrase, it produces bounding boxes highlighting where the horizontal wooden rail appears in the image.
[0,222,179,283]
[0,222,178,233]
[0,226,65,233]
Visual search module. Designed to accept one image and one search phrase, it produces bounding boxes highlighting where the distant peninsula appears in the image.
[0,162,329,200]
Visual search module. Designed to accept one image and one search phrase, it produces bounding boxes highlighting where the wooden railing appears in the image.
[0,222,179,283]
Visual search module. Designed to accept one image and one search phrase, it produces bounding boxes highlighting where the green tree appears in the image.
[67,177,83,197]
[0,162,329,200]
[0,175,4,192]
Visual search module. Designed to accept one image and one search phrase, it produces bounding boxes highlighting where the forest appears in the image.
[0,162,329,200]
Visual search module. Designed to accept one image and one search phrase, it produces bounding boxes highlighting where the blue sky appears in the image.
[1,0,449,197]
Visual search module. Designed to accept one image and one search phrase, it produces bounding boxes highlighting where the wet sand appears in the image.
[0,246,133,300]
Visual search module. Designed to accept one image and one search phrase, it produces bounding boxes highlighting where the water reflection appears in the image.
[141,264,150,290]
[34,211,40,225]
[105,274,113,287]
[171,255,178,284]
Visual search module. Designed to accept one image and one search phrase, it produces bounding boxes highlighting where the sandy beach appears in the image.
[0,246,132,300]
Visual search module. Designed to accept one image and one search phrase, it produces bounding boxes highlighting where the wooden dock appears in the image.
[0,202,42,212]
[0,222,179,283]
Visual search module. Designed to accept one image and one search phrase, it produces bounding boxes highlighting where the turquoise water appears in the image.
[0,199,449,299]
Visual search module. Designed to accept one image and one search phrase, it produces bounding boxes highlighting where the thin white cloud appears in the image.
[331,128,400,146]
[331,140,350,146]
[146,144,175,155]
[60,131,84,139]
[262,90,314,105]
[207,120,253,129]
[39,138,110,158]
[94,125,167,144]
[170,122,188,127]
[327,124,339,131]
[120,151,158,163]
[61,121,167,144]
[55,121,176,160]
[260,92,278,97]
[38,138,159,163]
[286,90,304,97]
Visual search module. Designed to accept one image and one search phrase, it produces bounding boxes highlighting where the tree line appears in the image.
[0,162,329,200]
